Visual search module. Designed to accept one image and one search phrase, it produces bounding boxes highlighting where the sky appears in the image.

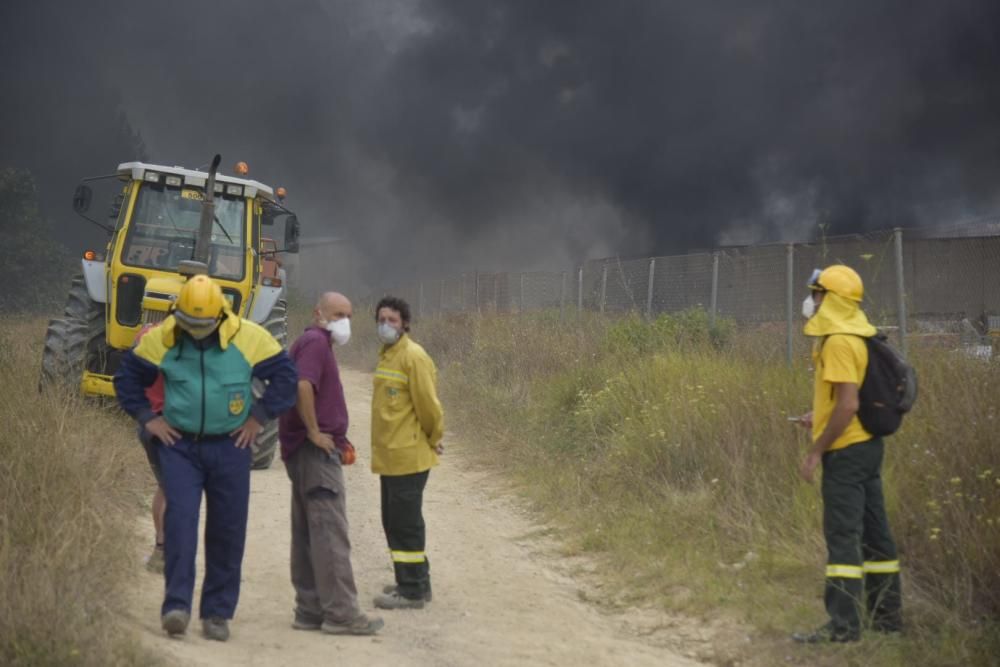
[2,0,999,283]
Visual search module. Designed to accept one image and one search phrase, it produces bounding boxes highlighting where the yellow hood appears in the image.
[161,305,241,349]
[803,292,877,338]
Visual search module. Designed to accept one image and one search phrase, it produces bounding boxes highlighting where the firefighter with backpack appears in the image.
[792,265,907,643]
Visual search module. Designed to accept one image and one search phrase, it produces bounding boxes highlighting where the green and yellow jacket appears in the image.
[114,310,297,436]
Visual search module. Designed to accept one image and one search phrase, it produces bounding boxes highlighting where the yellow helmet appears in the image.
[810,265,864,302]
[173,275,225,335]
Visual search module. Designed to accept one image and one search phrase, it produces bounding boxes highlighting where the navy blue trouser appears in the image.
[158,435,251,619]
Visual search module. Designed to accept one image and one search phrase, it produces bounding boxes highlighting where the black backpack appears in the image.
[855,332,918,436]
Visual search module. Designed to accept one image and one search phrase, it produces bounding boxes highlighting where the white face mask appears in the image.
[377,322,401,345]
[325,317,351,346]
[802,294,817,319]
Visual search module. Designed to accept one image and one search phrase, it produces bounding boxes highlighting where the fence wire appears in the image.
[366,224,1000,359]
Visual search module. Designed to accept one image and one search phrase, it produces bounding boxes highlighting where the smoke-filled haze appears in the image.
[2,0,999,285]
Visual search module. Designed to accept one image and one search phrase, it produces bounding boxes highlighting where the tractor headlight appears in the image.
[164,175,183,187]
[143,171,161,183]
[225,184,243,196]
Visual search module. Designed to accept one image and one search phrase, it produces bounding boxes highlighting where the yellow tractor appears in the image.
[41,155,300,469]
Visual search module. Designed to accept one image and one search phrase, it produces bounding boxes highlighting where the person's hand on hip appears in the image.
[308,430,336,456]
[232,416,263,448]
[145,416,181,446]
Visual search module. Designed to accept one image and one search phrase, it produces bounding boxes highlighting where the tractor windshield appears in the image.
[121,184,247,281]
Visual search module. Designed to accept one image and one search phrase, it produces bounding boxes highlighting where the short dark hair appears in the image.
[375,296,412,331]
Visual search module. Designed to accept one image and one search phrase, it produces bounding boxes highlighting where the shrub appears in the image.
[0,318,155,666]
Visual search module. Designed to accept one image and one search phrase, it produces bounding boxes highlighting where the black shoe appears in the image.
[161,609,190,637]
[791,622,860,644]
[321,613,384,636]
[292,609,323,631]
[374,590,425,610]
[202,616,230,642]
[382,583,432,602]
[872,621,903,635]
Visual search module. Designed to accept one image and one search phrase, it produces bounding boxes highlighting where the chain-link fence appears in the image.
[370,224,1000,361]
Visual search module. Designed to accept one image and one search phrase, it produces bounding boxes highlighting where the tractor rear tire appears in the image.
[40,276,107,391]
[251,298,289,470]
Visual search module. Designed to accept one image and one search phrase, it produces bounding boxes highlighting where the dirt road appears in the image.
[127,369,707,666]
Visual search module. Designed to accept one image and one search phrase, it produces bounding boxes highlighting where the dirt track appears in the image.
[126,369,708,666]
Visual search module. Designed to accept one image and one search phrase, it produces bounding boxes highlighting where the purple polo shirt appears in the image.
[278,326,349,461]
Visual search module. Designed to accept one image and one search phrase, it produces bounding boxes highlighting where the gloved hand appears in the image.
[337,440,357,465]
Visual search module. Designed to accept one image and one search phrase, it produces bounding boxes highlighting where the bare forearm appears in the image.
[812,405,854,454]
[295,381,321,436]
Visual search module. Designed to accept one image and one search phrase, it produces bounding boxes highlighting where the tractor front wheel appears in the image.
[40,275,107,392]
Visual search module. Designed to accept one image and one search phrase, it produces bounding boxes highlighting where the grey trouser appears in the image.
[284,442,359,623]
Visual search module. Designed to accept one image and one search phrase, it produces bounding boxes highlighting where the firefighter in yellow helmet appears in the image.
[791,265,902,643]
[115,275,298,641]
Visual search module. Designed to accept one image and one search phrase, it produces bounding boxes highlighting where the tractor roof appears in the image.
[116,161,276,202]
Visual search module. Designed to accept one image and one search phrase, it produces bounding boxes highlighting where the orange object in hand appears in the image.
[338,441,357,466]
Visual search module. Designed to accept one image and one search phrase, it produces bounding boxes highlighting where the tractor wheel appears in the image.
[63,275,103,322]
[251,298,289,470]
[40,276,107,391]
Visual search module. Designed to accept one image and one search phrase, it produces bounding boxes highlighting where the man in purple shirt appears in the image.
[278,292,383,636]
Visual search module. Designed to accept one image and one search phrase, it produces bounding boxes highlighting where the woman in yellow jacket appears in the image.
[370,296,444,610]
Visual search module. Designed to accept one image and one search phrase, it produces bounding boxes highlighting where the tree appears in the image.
[0,168,74,312]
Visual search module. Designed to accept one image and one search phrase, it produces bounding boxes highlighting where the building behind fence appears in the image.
[357,223,1000,361]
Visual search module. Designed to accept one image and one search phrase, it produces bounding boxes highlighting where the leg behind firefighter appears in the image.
[157,436,252,641]
[140,428,166,573]
[285,443,383,635]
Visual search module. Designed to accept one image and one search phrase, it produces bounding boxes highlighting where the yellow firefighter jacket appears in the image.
[371,334,444,476]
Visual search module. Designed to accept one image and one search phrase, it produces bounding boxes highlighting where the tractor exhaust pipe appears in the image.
[186,153,222,274]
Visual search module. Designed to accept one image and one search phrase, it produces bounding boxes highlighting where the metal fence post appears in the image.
[560,271,567,320]
[894,228,909,357]
[493,274,499,313]
[645,258,656,319]
[439,279,445,313]
[600,263,608,314]
[474,270,480,314]
[709,252,720,327]
[786,244,794,366]
[519,273,525,313]
[577,266,584,314]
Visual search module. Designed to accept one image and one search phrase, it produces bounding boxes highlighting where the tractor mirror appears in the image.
[73,184,93,214]
[284,215,300,253]
[108,193,125,219]
[261,202,280,226]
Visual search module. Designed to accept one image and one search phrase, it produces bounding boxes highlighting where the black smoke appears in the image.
[3,0,1000,281]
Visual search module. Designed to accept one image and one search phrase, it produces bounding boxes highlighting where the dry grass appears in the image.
[365,308,1000,667]
[0,318,157,666]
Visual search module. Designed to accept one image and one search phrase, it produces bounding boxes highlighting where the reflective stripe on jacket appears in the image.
[371,334,444,476]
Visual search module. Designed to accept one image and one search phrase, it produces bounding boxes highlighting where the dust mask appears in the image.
[325,317,351,346]
[377,322,401,345]
[802,294,817,319]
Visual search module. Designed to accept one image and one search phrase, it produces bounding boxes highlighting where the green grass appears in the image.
[0,318,158,666]
[353,307,1000,667]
